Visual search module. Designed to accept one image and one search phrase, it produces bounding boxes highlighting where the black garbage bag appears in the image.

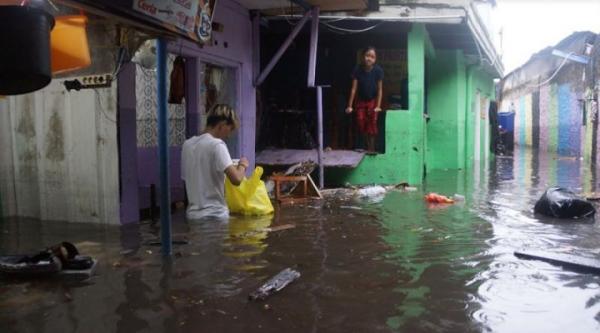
[534,187,596,219]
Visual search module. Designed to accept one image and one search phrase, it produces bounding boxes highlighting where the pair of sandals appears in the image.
[0,242,93,276]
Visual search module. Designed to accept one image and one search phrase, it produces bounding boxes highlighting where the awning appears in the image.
[57,0,218,43]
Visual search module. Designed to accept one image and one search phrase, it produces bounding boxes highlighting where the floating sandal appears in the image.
[48,242,94,271]
[0,242,93,276]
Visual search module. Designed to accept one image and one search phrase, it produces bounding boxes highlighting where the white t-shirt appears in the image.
[181,133,233,219]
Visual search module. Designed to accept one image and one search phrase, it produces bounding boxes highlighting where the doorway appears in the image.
[199,62,239,158]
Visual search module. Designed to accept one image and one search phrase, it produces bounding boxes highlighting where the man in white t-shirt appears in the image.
[181,104,249,219]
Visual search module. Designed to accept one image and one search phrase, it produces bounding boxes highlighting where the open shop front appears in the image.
[255,17,411,185]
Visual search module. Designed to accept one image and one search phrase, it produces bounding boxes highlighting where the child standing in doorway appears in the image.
[346,46,384,154]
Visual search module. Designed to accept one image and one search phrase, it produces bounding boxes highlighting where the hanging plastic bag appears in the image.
[225,166,274,216]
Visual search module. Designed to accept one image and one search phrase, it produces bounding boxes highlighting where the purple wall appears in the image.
[170,0,256,168]
[137,147,185,210]
[118,64,140,224]
[119,0,256,223]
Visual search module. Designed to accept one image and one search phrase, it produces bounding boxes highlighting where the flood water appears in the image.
[1,148,600,333]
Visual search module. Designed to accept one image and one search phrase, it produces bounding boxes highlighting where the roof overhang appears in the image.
[260,3,503,77]
[56,0,207,42]
[465,2,504,76]
[237,0,368,12]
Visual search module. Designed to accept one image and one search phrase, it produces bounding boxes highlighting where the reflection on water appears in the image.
[471,148,600,333]
[1,148,600,332]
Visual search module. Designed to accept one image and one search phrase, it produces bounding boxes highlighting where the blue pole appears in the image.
[317,86,324,189]
[156,38,172,256]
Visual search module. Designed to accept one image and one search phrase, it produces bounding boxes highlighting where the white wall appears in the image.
[0,78,119,224]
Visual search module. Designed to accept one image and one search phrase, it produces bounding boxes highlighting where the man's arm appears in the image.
[224,157,249,186]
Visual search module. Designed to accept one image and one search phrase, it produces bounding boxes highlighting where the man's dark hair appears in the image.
[206,104,239,129]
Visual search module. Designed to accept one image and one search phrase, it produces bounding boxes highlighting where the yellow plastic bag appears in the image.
[225,166,274,216]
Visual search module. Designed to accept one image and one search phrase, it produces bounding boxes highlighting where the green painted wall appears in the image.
[407,24,427,184]
[329,23,428,185]
[426,50,467,171]
[327,112,413,185]
[426,50,496,173]
[328,24,497,186]
[465,67,495,170]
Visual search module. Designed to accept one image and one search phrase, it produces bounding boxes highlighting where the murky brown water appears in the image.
[1,148,600,333]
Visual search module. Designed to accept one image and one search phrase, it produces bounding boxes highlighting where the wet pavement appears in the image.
[1,148,600,332]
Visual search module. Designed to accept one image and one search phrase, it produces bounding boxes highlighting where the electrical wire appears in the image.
[323,27,351,36]
[321,21,384,34]
[278,2,355,28]
[472,31,485,66]
[466,15,500,69]
[280,0,298,27]
[526,52,575,88]
[94,89,117,123]
[322,17,347,23]
[277,0,379,33]
[46,0,58,11]
[111,47,128,79]
[470,22,497,68]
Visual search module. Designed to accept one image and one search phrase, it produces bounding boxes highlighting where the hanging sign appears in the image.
[132,0,217,42]
[196,0,214,42]
[134,0,199,33]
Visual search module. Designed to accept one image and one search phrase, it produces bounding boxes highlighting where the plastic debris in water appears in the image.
[249,268,301,301]
[424,193,454,204]
[356,186,387,197]
[453,194,465,201]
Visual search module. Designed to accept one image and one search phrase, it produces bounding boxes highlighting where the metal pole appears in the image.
[156,38,172,256]
[316,86,324,189]
[255,10,311,86]
[307,6,319,87]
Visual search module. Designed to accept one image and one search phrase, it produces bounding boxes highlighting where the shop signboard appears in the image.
[133,0,217,42]
[72,0,217,43]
